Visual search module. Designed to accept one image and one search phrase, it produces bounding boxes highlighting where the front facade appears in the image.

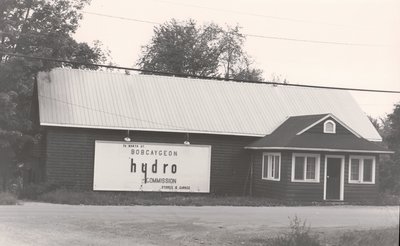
[246,114,391,202]
[44,126,255,194]
[33,68,392,202]
[251,151,379,202]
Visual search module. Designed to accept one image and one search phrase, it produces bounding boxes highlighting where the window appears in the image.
[262,153,281,181]
[323,120,336,134]
[291,154,320,182]
[349,156,375,184]
[350,159,360,181]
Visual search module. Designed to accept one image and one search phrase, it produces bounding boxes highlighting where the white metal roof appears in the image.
[37,68,382,141]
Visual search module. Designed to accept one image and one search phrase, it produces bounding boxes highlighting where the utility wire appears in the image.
[81,11,160,25]
[1,51,399,94]
[38,94,188,130]
[1,28,385,47]
[245,34,385,47]
[79,11,386,47]
[150,0,356,28]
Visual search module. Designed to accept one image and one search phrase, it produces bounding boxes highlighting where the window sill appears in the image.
[348,181,375,184]
[262,178,280,182]
[291,179,320,183]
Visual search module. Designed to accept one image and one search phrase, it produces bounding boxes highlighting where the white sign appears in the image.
[93,141,211,193]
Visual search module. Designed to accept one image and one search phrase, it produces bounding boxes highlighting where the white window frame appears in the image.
[262,152,281,181]
[348,155,376,184]
[291,153,320,183]
[323,120,336,134]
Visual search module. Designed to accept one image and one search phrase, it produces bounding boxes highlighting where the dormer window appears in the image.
[323,120,336,134]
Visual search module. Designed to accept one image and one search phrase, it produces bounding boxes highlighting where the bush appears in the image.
[337,226,399,246]
[379,157,400,195]
[0,192,18,205]
[37,190,123,205]
[32,189,295,206]
[377,192,400,206]
[19,182,60,199]
[265,216,321,246]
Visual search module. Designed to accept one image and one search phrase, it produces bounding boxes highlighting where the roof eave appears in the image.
[40,122,266,138]
[244,146,394,154]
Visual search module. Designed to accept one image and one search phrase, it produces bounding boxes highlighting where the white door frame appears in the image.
[324,155,345,201]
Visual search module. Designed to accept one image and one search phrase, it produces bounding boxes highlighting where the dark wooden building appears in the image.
[246,114,391,202]
[33,68,392,202]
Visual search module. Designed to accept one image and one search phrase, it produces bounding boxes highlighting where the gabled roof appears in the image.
[245,114,392,154]
[37,68,382,141]
[296,113,362,138]
[246,114,329,147]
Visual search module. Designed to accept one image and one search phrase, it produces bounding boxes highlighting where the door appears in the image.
[326,157,341,200]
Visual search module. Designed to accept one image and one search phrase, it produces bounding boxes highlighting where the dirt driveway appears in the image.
[0,202,398,246]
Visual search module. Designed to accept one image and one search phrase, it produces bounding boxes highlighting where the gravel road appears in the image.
[0,202,398,246]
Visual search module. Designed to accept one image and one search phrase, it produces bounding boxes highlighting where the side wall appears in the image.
[44,126,256,195]
[252,150,379,202]
[343,153,380,203]
[252,151,290,200]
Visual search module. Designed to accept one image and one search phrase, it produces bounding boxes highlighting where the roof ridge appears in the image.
[51,67,253,85]
[49,68,344,90]
[287,113,330,119]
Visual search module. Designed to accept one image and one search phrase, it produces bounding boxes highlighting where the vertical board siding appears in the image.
[45,126,255,195]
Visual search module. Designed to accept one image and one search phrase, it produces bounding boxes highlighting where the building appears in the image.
[246,114,391,202]
[32,68,392,202]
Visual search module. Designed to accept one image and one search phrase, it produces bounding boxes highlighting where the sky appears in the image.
[74,0,400,119]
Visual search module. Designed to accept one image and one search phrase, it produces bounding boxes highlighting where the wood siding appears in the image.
[252,150,379,202]
[44,126,379,201]
[44,126,256,195]
[252,151,289,199]
[343,154,379,203]
[285,151,324,201]
[307,117,353,135]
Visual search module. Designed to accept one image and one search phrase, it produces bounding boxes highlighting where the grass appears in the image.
[35,189,300,206]
[16,187,400,245]
[28,188,400,206]
[377,193,400,206]
[264,216,321,246]
[260,217,399,246]
[335,226,399,246]
[20,182,400,206]
[0,192,18,205]
[263,226,400,246]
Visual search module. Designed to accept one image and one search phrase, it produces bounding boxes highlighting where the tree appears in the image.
[375,103,400,194]
[137,19,264,81]
[0,91,20,190]
[368,115,381,132]
[385,103,400,150]
[232,65,264,82]
[0,0,108,190]
[218,25,245,79]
